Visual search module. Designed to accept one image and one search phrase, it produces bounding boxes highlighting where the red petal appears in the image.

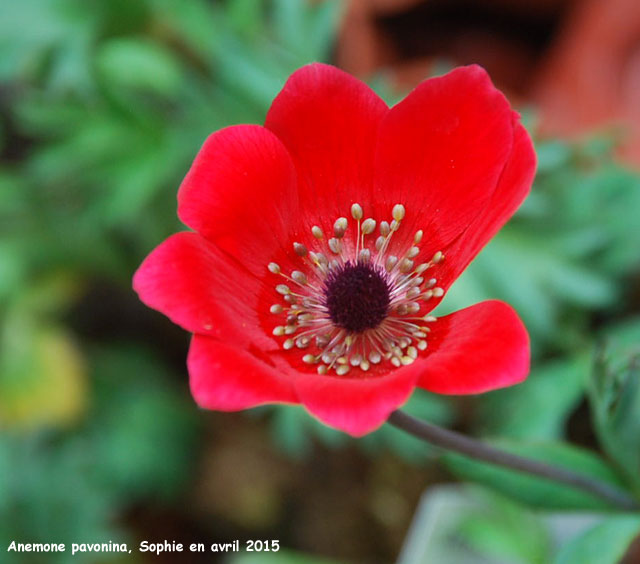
[133,232,274,349]
[413,300,529,394]
[436,118,536,290]
[294,370,419,437]
[189,335,297,410]
[373,65,518,256]
[265,63,388,228]
[177,125,298,271]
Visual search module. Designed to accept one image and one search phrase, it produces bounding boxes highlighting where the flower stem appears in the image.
[388,410,639,511]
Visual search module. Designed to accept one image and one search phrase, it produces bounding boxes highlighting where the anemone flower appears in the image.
[133,63,536,436]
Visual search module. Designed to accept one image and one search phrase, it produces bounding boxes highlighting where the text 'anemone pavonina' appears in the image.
[133,63,536,436]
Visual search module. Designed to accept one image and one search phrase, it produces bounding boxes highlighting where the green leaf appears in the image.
[589,319,640,491]
[96,37,183,97]
[456,491,551,564]
[553,515,640,564]
[443,441,627,510]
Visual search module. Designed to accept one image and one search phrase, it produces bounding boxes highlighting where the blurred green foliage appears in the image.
[553,515,640,564]
[1,0,640,561]
[589,319,640,496]
[443,440,626,511]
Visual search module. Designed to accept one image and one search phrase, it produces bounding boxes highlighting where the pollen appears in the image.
[267,203,446,375]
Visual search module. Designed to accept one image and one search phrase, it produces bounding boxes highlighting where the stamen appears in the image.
[291,271,307,285]
[267,203,447,374]
[334,217,348,238]
[328,238,342,254]
[361,218,376,234]
[392,204,406,221]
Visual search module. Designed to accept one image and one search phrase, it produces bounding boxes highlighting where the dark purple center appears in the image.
[323,262,390,333]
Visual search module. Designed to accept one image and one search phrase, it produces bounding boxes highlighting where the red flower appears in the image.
[133,64,536,436]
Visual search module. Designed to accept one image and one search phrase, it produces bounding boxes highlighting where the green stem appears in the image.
[388,410,639,511]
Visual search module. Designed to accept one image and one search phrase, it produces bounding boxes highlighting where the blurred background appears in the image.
[1,0,639,563]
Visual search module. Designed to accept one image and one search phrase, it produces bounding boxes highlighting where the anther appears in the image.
[291,271,307,285]
[399,258,414,273]
[317,365,328,375]
[268,262,281,274]
[293,242,308,257]
[392,204,406,221]
[385,256,398,272]
[359,249,371,262]
[406,287,421,299]
[316,335,330,348]
[315,252,329,266]
[336,365,350,376]
[273,326,286,336]
[302,354,317,364]
[361,218,376,234]
[432,287,444,297]
[407,246,420,259]
[296,337,310,348]
[380,221,390,237]
[349,354,362,366]
[375,236,385,251]
[369,351,381,364]
[283,339,295,350]
[334,217,348,238]
[311,225,323,239]
[407,302,421,314]
[432,251,444,263]
[351,203,363,220]
[328,238,342,254]
[270,304,283,314]
[414,230,424,244]
[276,284,290,295]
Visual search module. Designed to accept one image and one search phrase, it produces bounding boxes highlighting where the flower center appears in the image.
[267,203,446,376]
[324,262,390,333]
